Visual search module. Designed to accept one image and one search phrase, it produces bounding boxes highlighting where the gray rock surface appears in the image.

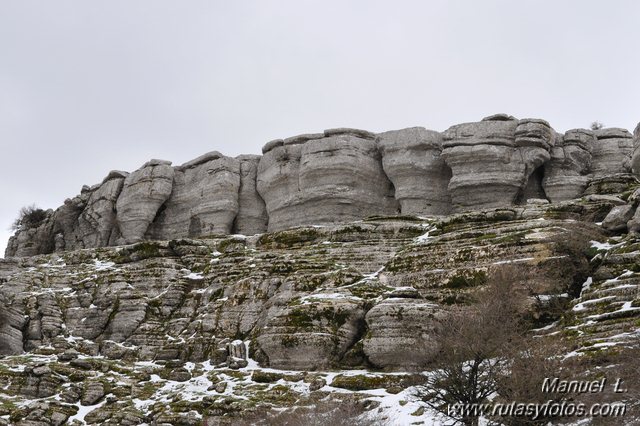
[78,175,126,247]
[233,155,268,235]
[6,116,639,258]
[147,153,240,239]
[442,117,553,211]
[257,130,399,231]
[602,204,636,232]
[631,123,640,175]
[543,129,595,202]
[363,297,441,369]
[377,127,452,215]
[116,160,174,244]
[590,128,634,177]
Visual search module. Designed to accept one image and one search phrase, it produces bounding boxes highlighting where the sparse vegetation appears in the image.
[10,204,48,231]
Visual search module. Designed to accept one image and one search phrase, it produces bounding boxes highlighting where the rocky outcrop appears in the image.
[377,127,451,215]
[542,129,595,202]
[7,115,640,258]
[116,160,174,244]
[441,115,553,211]
[631,123,640,175]
[146,153,241,239]
[590,128,634,177]
[233,155,268,235]
[78,173,127,247]
[257,129,398,232]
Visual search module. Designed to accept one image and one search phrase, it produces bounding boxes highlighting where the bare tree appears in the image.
[422,267,529,426]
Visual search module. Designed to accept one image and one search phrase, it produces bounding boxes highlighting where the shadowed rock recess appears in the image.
[2,115,640,425]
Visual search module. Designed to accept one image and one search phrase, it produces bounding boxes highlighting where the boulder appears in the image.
[602,204,635,232]
[363,298,441,369]
[590,128,634,177]
[377,127,452,215]
[442,117,553,211]
[543,129,595,202]
[116,160,174,244]
[147,154,240,239]
[256,296,366,370]
[226,340,248,369]
[233,155,268,235]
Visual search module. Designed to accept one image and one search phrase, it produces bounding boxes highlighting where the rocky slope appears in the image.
[2,190,640,424]
[2,116,640,425]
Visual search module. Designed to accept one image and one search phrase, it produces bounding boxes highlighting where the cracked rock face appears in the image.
[543,129,595,202]
[441,117,553,211]
[78,175,126,247]
[147,153,241,239]
[590,128,634,177]
[377,127,452,216]
[116,160,174,244]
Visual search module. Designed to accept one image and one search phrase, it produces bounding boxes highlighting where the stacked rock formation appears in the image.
[258,128,399,232]
[6,115,640,258]
[542,129,595,202]
[441,114,553,210]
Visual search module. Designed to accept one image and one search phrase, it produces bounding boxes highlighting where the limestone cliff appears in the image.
[6,115,640,258]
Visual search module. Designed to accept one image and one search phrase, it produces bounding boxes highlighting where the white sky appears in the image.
[1,0,639,256]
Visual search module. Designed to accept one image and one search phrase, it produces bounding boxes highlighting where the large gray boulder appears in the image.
[363,297,441,369]
[147,153,240,239]
[441,116,553,211]
[590,128,633,177]
[233,155,268,235]
[116,160,174,244]
[377,127,452,215]
[602,204,636,232]
[543,129,595,202]
[257,129,399,231]
[256,296,367,370]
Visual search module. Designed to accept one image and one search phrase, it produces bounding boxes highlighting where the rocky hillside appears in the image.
[2,188,640,424]
[2,115,640,425]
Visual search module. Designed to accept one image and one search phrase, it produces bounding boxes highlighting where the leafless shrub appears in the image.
[591,121,604,130]
[10,204,47,231]
[422,267,530,425]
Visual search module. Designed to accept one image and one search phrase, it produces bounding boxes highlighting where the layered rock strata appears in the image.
[377,127,451,215]
[257,128,399,232]
[6,116,640,258]
[542,129,595,202]
[441,115,554,211]
[590,128,633,177]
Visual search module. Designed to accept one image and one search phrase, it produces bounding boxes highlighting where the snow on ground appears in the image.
[93,259,115,271]
[67,395,110,425]
[415,226,436,244]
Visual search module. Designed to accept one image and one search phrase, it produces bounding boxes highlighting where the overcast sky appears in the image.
[1,0,639,256]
